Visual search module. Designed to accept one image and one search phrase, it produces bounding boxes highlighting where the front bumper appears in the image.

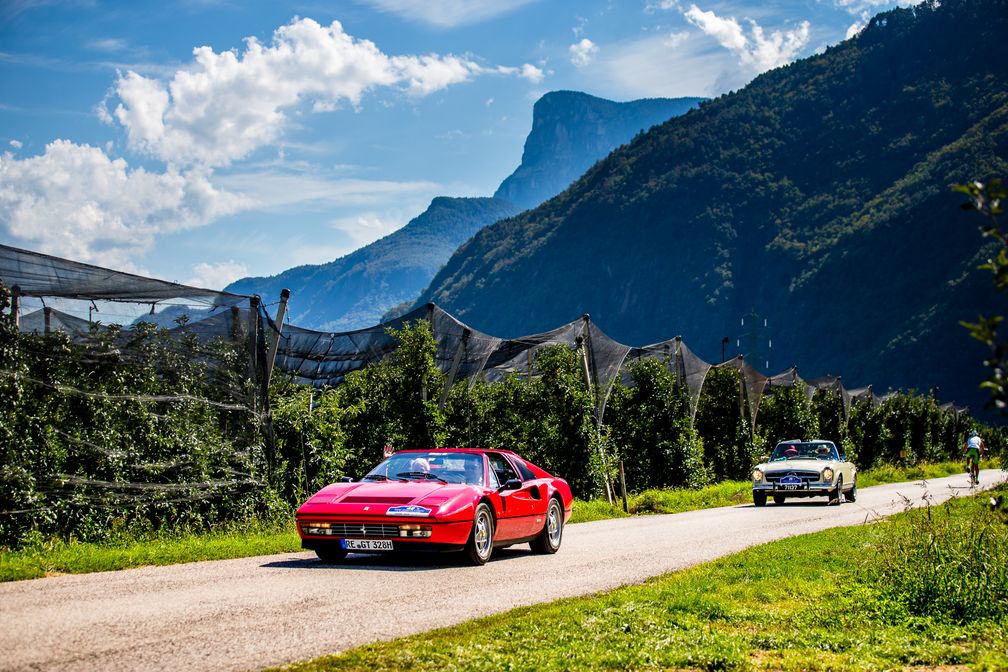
[752,482,835,497]
[296,517,473,549]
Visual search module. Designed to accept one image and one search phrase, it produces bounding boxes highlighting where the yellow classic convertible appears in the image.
[751,440,857,506]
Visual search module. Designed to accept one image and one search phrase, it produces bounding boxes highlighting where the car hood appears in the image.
[758,459,836,473]
[296,481,476,517]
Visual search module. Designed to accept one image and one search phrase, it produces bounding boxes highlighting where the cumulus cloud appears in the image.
[0,140,241,268]
[108,17,540,169]
[355,0,540,27]
[569,38,599,68]
[9,139,21,149]
[187,260,249,290]
[684,4,810,72]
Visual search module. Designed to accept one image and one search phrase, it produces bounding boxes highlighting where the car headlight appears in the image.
[752,469,764,483]
[821,467,834,483]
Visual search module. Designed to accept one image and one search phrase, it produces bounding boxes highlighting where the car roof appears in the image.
[392,447,518,457]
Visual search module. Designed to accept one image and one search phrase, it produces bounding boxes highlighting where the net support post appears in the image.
[264,288,290,389]
[43,306,52,334]
[10,284,20,330]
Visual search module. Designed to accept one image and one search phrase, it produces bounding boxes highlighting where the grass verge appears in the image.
[273,483,1008,672]
[0,518,301,582]
[570,460,964,523]
[0,460,971,582]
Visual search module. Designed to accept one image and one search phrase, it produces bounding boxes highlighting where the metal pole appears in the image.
[43,306,52,335]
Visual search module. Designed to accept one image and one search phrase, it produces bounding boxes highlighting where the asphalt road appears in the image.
[1,469,1003,672]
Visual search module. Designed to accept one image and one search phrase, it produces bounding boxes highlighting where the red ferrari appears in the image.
[296,448,573,565]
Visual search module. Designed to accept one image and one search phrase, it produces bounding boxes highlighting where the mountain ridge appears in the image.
[414,0,1008,411]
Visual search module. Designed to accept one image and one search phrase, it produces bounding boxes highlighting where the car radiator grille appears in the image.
[765,470,820,484]
[318,523,401,538]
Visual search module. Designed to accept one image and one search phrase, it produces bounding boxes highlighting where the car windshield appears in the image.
[770,442,838,461]
[363,451,486,486]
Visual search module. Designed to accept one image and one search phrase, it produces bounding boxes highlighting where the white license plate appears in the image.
[341,539,394,551]
[782,484,802,491]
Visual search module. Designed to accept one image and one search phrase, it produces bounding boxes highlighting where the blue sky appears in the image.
[0,0,910,290]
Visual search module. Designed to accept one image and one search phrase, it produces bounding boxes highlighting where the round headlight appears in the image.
[821,467,834,483]
[752,469,764,483]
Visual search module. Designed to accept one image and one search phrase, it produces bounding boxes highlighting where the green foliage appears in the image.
[605,358,707,490]
[443,345,600,496]
[957,177,1008,412]
[0,282,270,548]
[754,383,820,448]
[693,368,755,481]
[846,392,961,469]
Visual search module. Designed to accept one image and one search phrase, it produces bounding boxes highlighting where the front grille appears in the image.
[304,522,401,538]
[765,470,820,484]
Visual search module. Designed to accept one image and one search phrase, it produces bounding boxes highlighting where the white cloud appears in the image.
[569,38,599,68]
[8,139,21,149]
[87,38,128,53]
[354,0,540,27]
[684,4,810,72]
[212,170,440,210]
[588,32,727,98]
[109,17,539,169]
[187,260,249,290]
[0,140,241,268]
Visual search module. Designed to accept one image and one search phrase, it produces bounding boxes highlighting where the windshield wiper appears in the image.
[363,474,388,481]
[396,471,447,483]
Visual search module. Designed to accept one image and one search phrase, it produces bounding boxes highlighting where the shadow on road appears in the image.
[261,546,533,572]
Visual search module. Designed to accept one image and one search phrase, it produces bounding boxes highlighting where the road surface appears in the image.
[1,470,1002,672]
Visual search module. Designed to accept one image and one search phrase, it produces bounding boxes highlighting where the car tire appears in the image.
[753,491,767,507]
[846,476,857,502]
[829,477,843,506]
[465,503,495,565]
[530,497,564,554]
[773,494,787,505]
[315,547,347,564]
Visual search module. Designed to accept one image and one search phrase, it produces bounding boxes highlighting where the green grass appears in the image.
[0,460,973,582]
[273,484,1008,672]
[571,460,965,523]
[0,518,301,582]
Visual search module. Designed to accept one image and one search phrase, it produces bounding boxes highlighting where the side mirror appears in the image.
[499,478,522,491]
[760,455,769,463]
[340,476,354,483]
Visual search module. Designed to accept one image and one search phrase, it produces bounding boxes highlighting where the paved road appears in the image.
[1,470,1002,672]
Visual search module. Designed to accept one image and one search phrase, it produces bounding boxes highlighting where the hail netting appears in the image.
[0,244,273,544]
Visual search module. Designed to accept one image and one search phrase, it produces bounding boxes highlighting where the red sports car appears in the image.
[296,448,573,565]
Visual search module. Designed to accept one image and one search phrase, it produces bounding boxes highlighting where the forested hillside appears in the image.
[417,0,1008,413]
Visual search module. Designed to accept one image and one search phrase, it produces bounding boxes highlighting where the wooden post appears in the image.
[264,288,290,389]
[44,306,52,335]
[619,460,628,513]
[247,296,261,403]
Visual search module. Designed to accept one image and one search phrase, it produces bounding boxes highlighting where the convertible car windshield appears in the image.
[364,451,486,486]
[770,442,839,461]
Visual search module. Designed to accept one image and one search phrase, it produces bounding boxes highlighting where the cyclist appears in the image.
[964,431,985,485]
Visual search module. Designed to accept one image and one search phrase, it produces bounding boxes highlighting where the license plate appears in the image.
[341,539,394,551]
[779,476,805,491]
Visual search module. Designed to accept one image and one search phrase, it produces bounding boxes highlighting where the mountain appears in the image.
[226,197,519,331]
[227,92,702,331]
[415,0,1008,413]
[494,91,703,210]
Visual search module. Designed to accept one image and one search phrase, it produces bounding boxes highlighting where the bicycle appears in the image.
[966,455,979,486]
